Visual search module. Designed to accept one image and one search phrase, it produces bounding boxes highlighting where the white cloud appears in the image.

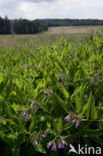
[0,0,103,19]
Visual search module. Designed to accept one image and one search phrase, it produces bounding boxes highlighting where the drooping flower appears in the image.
[21,112,27,120]
[21,111,32,120]
[62,140,68,146]
[40,136,43,141]
[65,115,72,124]
[65,112,82,128]
[52,143,57,151]
[47,141,53,149]
[75,121,80,128]
[58,139,68,149]
[42,131,48,138]
[33,139,38,146]
[28,115,32,119]
[30,103,34,109]
[90,80,95,85]
[58,140,64,149]
[22,112,26,117]
[97,79,101,83]
[46,94,50,98]
[30,102,41,110]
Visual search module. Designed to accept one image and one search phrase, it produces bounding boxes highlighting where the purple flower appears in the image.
[37,102,41,106]
[30,102,41,110]
[50,90,53,94]
[30,103,34,109]
[21,112,32,120]
[46,94,50,98]
[72,119,76,123]
[34,106,38,110]
[22,112,26,117]
[59,74,63,80]
[47,141,52,149]
[97,79,101,83]
[33,140,38,145]
[21,112,27,120]
[28,115,32,119]
[52,144,57,151]
[58,139,68,149]
[75,121,80,128]
[62,140,68,146]
[90,80,95,85]
[40,136,43,141]
[69,54,72,59]
[42,131,48,138]
[58,141,64,149]
[65,116,72,124]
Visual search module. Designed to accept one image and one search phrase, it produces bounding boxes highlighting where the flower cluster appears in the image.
[21,111,32,120]
[31,130,49,146]
[40,131,49,141]
[90,80,95,85]
[44,89,53,99]
[65,112,82,128]
[90,72,101,85]
[47,138,68,151]
[59,74,65,82]
[30,102,41,110]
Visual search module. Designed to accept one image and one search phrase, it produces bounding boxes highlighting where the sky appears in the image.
[0,0,103,20]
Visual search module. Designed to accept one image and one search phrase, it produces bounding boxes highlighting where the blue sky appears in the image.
[0,0,103,19]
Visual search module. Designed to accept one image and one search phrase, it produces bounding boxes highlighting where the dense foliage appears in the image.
[41,19,103,27]
[0,16,11,34]
[0,16,48,34]
[0,31,103,156]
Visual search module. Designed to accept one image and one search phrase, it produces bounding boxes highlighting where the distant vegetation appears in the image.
[40,19,103,27]
[0,16,48,34]
[0,16,103,34]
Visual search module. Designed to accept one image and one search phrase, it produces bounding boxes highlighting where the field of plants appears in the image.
[0,28,103,156]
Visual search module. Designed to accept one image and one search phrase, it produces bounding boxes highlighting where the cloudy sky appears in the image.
[0,0,103,19]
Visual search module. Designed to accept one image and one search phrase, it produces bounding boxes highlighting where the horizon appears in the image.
[0,0,103,20]
[1,17,103,21]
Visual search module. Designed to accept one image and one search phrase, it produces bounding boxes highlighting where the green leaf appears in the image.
[91,96,97,120]
[29,120,35,133]
[11,146,20,156]
[0,132,24,146]
[55,94,69,113]
[60,85,69,99]
[57,117,63,133]
[81,92,92,119]
[34,143,46,154]
[80,129,103,136]
[91,136,103,145]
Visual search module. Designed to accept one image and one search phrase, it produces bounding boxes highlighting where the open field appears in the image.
[0,26,102,49]
[46,26,102,34]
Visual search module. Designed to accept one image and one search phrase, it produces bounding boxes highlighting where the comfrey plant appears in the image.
[21,111,32,120]
[65,112,83,128]
[31,130,49,146]
[47,138,68,151]
[30,102,41,110]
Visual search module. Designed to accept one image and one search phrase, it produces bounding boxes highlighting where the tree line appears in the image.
[40,19,103,27]
[0,16,103,34]
[0,16,48,34]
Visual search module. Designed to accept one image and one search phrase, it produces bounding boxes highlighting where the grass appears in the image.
[0,26,102,49]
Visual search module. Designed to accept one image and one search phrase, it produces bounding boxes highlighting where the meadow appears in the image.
[0,26,103,156]
[0,26,101,49]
